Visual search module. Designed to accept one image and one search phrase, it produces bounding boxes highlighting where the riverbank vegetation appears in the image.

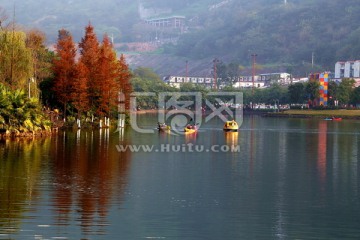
[0,83,51,137]
[266,109,360,119]
[46,24,132,123]
[0,15,132,135]
[131,68,360,111]
[0,17,54,136]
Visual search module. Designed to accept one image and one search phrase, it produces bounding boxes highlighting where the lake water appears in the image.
[0,114,360,239]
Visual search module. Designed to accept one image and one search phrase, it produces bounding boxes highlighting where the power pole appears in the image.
[311,52,314,68]
[251,53,257,95]
[213,58,218,90]
[110,34,114,44]
[186,60,188,83]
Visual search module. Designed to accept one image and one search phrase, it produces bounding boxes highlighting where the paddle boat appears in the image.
[184,124,198,134]
[332,117,342,121]
[324,117,342,121]
[223,120,239,132]
[157,122,171,132]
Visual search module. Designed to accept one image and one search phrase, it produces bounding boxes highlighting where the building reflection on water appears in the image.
[317,121,327,185]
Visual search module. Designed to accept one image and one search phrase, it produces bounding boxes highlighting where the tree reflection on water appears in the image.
[0,128,131,237]
[50,129,131,235]
[0,138,50,233]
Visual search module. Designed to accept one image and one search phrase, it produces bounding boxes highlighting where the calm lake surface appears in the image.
[1,114,360,239]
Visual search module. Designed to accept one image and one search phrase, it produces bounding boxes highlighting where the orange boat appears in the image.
[184,124,198,134]
[223,120,239,132]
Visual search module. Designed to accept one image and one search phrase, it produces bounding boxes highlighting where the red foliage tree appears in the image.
[52,29,77,119]
[52,24,132,120]
[71,61,89,116]
[78,23,100,112]
[95,34,120,117]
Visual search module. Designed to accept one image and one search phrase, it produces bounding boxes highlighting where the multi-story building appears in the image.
[335,60,360,79]
[144,16,186,30]
[163,72,292,89]
[163,75,216,89]
[233,72,291,88]
[232,76,265,88]
[258,73,292,85]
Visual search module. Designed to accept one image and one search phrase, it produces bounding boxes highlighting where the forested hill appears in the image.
[1,0,359,74]
[0,0,139,42]
[171,0,360,71]
[0,0,218,42]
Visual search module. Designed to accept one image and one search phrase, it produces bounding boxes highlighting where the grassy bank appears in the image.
[265,109,360,119]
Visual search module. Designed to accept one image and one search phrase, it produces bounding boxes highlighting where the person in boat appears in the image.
[187,118,194,129]
[158,122,165,128]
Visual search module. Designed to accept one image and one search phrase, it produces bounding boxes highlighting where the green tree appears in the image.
[350,86,360,106]
[265,84,288,104]
[328,81,339,106]
[0,30,33,89]
[25,29,54,98]
[227,62,242,84]
[337,78,355,106]
[305,81,320,107]
[288,82,305,104]
[130,67,175,109]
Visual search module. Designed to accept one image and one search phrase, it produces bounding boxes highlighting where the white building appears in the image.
[335,60,360,79]
[163,75,216,88]
[164,72,293,89]
[232,72,292,88]
[259,73,292,85]
[232,76,265,88]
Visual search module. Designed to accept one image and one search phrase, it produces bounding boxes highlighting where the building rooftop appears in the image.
[145,15,186,21]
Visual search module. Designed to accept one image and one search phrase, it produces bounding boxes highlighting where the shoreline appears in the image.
[133,108,360,119]
[0,130,53,139]
[264,109,360,119]
[131,109,264,115]
[2,109,359,139]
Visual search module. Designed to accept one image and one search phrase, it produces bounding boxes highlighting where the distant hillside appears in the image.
[0,0,215,43]
[169,0,360,71]
[125,0,360,77]
[0,0,139,42]
[1,0,359,76]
